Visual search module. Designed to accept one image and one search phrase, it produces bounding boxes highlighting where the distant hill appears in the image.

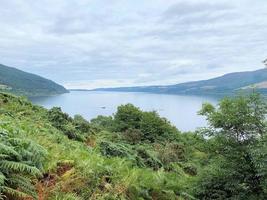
[0,64,68,96]
[93,68,267,96]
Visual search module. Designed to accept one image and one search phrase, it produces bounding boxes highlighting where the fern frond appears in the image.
[0,172,5,185]
[0,143,19,158]
[0,160,41,176]
[1,186,32,199]
[8,175,37,199]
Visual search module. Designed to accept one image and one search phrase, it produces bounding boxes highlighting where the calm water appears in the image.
[29,91,218,132]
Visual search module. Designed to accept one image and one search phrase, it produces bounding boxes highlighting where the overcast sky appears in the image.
[1,0,267,89]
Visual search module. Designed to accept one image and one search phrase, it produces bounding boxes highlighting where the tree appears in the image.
[114,104,178,143]
[139,111,177,142]
[196,93,267,199]
[114,104,143,131]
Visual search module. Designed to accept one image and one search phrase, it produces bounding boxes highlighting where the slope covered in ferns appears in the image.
[0,92,266,200]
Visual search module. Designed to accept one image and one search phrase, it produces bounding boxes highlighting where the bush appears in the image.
[47,107,72,130]
[123,128,143,144]
[157,142,186,166]
[135,147,163,170]
[99,141,134,159]
[47,107,91,141]
[73,115,91,133]
[140,111,178,142]
[114,104,179,143]
[114,104,142,131]
[90,115,115,131]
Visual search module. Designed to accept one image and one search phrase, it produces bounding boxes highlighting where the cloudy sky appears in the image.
[1,0,267,89]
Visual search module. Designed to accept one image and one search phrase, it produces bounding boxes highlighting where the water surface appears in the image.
[30,91,218,132]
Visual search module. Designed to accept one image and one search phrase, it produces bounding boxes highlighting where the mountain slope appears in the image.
[94,68,267,95]
[0,64,68,96]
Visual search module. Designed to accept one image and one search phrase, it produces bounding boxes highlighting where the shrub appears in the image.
[114,104,142,131]
[48,108,90,141]
[123,128,143,144]
[135,147,163,170]
[114,104,179,143]
[157,142,186,166]
[73,115,91,134]
[90,115,115,131]
[47,107,72,130]
[99,141,134,159]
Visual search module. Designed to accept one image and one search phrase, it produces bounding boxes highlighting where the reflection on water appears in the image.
[29,91,218,132]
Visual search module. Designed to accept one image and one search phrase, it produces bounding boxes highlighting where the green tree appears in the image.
[114,104,142,131]
[139,111,177,142]
[196,93,267,199]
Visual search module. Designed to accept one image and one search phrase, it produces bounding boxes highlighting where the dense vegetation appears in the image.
[0,92,266,199]
[0,64,68,96]
[95,68,267,96]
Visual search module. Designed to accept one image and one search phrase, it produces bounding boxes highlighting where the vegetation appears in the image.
[0,92,266,199]
[0,64,68,96]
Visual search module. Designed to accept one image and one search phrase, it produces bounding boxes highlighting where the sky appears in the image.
[0,0,267,89]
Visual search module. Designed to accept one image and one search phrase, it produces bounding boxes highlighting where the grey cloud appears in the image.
[0,0,267,89]
[163,1,233,17]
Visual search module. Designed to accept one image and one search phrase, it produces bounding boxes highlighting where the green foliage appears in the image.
[199,93,267,141]
[157,142,186,166]
[73,115,91,133]
[99,141,134,159]
[114,104,142,131]
[0,126,47,199]
[91,115,114,131]
[196,93,267,199]
[123,128,143,144]
[135,147,163,170]
[47,107,92,141]
[114,104,179,143]
[139,111,177,142]
[1,91,267,199]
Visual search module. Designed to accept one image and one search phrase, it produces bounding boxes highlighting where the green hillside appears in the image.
[0,64,68,96]
[94,68,267,96]
[0,92,266,199]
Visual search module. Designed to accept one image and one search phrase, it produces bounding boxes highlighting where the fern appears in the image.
[0,186,32,199]
[0,126,46,199]
[0,161,41,176]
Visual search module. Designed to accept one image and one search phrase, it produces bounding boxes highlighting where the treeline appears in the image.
[0,92,266,199]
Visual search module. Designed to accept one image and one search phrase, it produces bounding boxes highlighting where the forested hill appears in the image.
[93,68,267,95]
[0,63,68,96]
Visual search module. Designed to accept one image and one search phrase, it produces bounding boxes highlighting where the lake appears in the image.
[29,91,218,132]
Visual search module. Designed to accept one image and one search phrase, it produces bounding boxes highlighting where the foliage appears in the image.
[114,104,179,143]
[1,92,267,199]
[114,104,142,131]
[196,93,267,199]
[47,107,92,141]
[0,125,47,199]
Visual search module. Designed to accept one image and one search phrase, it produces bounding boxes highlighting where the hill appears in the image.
[0,63,68,96]
[93,68,267,96]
